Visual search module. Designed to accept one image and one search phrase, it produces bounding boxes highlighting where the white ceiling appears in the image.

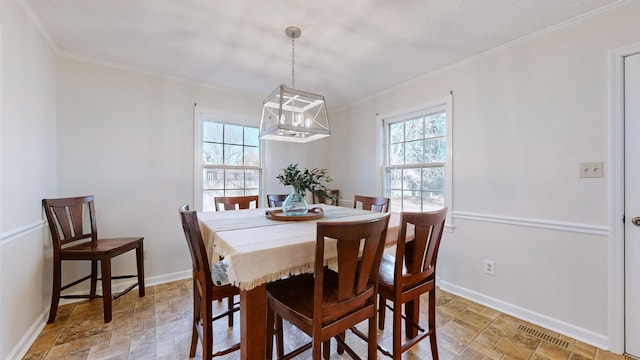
[24,0,622,108]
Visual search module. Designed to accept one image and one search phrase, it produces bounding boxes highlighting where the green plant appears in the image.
[277,164,335,201]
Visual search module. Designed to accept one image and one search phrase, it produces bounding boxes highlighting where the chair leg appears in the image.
[190,281,200,358]
[323,340,330,359]
[428,290,439,360]
[47,259,62,324]
[336,332,345,354]
[227,295,234,327]
[405,299,419,339]
[266,308,274,360]
[136,243,146,297]
[378,295,386,330]
[393,299,403,359]
[100,259,113,323]
[202,296,213,360]
[90,259,98,297]
[368,316,377,360]
[312,334,322,360]
[276,316,284,358]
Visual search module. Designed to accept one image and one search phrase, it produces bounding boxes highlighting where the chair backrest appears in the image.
[394,208,447,289]
[353,195,390,212]
[313,189,340,205]
[315,214,390,321]
[213,195,259,211]
[42,196,98,250]
[179,204,213,288]
[266,194,288,208]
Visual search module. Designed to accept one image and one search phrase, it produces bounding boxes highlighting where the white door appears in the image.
[625,52,640,357]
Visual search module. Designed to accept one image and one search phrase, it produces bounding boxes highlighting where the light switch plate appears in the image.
[580,162,603,178]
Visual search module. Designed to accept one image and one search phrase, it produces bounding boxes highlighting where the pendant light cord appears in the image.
[291,36,296,89]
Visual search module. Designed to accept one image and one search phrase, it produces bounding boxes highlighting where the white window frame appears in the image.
[193,107,263,211]
[379,95,453,229]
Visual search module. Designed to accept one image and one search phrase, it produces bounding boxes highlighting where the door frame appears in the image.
[609,42,640,354]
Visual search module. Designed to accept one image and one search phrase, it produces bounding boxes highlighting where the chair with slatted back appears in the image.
[353,195,390,212]
[42,195,145,323]
[267,194,288,208]
[213,195,259,211]
[376,208,447,359]
[266,213,391,360]
[180,204,241,359]
[312,189,340,205]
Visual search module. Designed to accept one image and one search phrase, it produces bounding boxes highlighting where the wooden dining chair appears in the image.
[213,195,259,211]
[266,213,391,360]
[266,194,288,208]
[42,195,145,323]
[179,204,241,359]
[312,189,340,205]
[353,195,390,212]
[376,208,447,359]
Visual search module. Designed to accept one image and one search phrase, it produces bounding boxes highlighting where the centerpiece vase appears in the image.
[282,190,309,216]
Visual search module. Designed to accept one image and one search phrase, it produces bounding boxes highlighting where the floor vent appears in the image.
[517,325,570,349]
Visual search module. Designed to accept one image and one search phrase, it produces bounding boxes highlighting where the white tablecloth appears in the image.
[198,205,399,290]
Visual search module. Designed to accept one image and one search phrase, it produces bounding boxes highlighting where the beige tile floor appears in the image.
[23,279,633,360]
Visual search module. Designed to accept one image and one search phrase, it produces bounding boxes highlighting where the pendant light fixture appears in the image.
[259,26,330,143]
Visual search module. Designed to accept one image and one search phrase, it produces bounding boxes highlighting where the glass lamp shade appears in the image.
[259,85,330,143]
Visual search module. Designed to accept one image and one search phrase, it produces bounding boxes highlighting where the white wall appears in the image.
[56,59,254,284]
[6,0,639,356]
[0,0,58,358]
[55,57,332,288]
[328,2,640,350]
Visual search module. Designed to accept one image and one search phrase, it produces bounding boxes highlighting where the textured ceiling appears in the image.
[23,0,622,108]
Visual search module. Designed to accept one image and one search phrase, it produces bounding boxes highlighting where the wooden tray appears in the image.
[265,207,324,221]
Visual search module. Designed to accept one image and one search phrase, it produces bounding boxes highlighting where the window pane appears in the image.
[403,168,421,197]
[203,121,223,143]
[423,191,444,209]
[386,168,402,190]
[405,140,424,164]
[389,143,404,165]
[244,146,260,166]
[390,190,403,213]
[424,138,446,162]
[203,168,224,190]
[224,144,243,165]
[425,111,446,138]
[402,190,422,211]
[203,143,223,165]
[224,124,243,145]
[245,170,260,190]
[405,117,423,141]
[422,167,444,191]
[225,169,244,189]
[244,127,259,147]
[389,122,404,143]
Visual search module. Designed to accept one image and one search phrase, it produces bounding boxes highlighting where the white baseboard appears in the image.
[437,279,611,351]
[9,270,191,359]
[5,312,47,360]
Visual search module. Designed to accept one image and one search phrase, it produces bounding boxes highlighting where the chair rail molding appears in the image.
[452,211,608,236]
[0,220,46,246]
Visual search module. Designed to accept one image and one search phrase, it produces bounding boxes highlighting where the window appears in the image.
[195,110,261,211]
[382,97,452,220]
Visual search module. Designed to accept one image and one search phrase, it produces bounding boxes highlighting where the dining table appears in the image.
[198,204,402,359]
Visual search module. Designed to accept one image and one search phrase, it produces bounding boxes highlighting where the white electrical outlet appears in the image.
[580,162,603,178]
[483,259,495,276]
